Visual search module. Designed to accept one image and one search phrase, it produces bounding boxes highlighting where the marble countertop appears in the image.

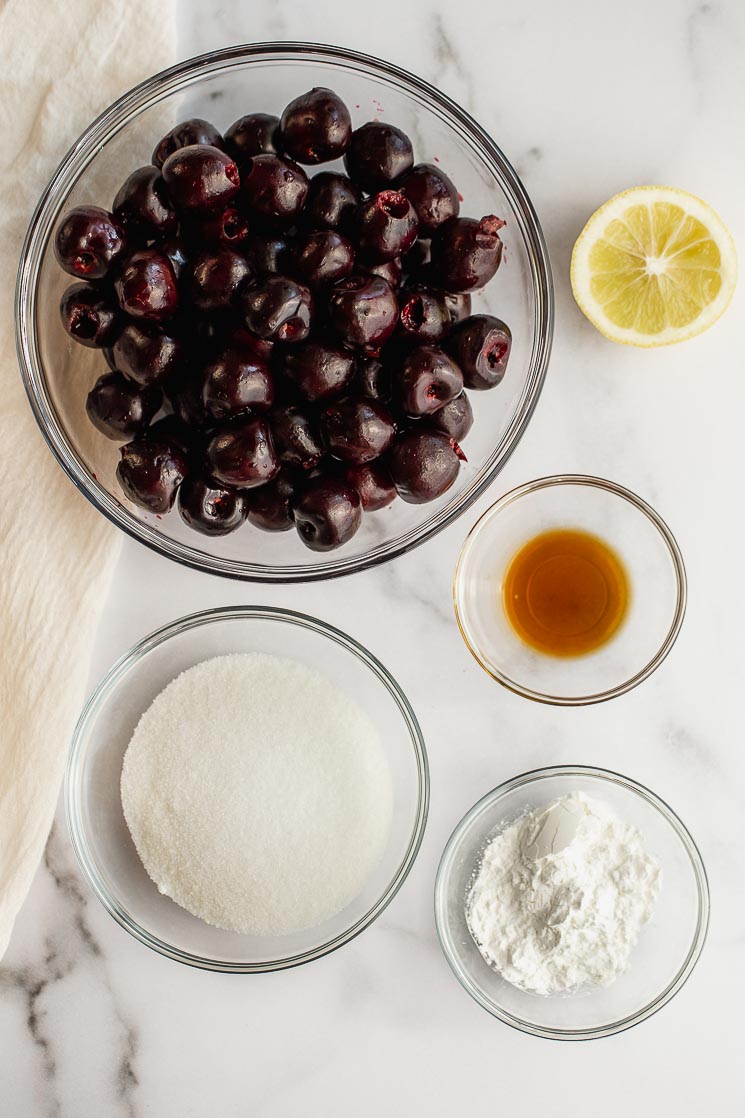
[3,0,745,1114]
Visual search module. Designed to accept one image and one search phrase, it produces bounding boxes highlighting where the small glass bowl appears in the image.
[434,766,709,1041]
[65,606,428,972]
[16,42,553,583]
[454,475,687,705]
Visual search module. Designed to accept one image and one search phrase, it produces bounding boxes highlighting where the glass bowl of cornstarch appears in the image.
[66,606,428,971]
[434,765,709,1040]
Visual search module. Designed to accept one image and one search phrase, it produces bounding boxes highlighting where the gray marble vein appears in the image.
[2,826,141,1118]
[687,1,717,86]
[430,13,476,112]
[1,964,60,1118]
[116,1024,139,1118]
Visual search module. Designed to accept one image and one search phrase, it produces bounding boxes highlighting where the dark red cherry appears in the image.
[402,239,432,280]
[282,340,355,402]
[361,257,403,288]
[294,476,361,551]
[247,468,298,532]
[148,414,197,459]
[344,122,414,192]
[444,314,511,389]
[429,392,473,441]
[202,348,274,419]
[245,231,291,276]
[185,204,251,248]
[304,172,361,233]
[224,324,275,363]
[280,87,352,164]
[353,356,392,401]
[396,345,463,416]
[431,215,505,292]
[405,260,441,293]
[206,416,279,488]
[59,282,119,348]
[113,166,177,240]
[242,155,309,223]
[224,113,281,166]
[271,406,325,470]
[117,435,187,513]
[186,249,253,313]
[115,249,178,322]
[327,275,398,351]
[241,275,313,342]
[152,118,225,168]
[161,144,240,215]
[86,371,160,440]
[389,428,463,503]
[443,290,472,325]
[194,318,217,344]
[345,460,397,511]
[398,286,451,342]
[397,163,460,235]
[112,321,184,386]
[158,234,189,279]
[54,206,127,280]
[356,190,418,263]
[292,230,355,287]
[164,365,212,430]
[178,473,248,535]
[321,398,396,464]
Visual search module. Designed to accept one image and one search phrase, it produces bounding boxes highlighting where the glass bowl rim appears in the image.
[453,473,688,705]
[65,603,430,973]
[15,40,554,584]
[434,763,710,1041]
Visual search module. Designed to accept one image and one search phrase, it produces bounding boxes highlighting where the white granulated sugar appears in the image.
[120,653,392,935]
[467,792,660,995]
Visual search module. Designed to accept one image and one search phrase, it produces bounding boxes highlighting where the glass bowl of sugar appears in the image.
[434,765,709,1040]
[66,605,428,971]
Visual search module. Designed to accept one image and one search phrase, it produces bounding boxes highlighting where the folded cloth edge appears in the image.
[0,0,176,960]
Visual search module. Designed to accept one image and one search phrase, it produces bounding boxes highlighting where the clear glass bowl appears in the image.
[65,606,429,972]
[454,475,687,704]
[434,766,709,1040]
[16,42,553,582]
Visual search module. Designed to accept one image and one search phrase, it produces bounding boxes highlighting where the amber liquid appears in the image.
[502,529,629,657]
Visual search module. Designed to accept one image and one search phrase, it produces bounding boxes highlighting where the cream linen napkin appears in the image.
[0,0,175,958]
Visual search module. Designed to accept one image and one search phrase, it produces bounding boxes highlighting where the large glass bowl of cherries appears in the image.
[17,43,553,581]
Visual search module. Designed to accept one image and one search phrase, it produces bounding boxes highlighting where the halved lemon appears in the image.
[571,186,737,347]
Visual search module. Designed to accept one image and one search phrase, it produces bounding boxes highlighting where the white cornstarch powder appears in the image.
[120,653,392,935]
[467,792,660,995]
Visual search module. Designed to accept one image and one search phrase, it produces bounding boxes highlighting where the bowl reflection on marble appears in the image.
[65,606,429,972]
[435,766,709,1041]
[17,42,553,582]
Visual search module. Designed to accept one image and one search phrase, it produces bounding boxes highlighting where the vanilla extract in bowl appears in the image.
[502,528,629,657]
[453,476,685,704]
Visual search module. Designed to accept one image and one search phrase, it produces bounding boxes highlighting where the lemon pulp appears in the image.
[571,186,737,347]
